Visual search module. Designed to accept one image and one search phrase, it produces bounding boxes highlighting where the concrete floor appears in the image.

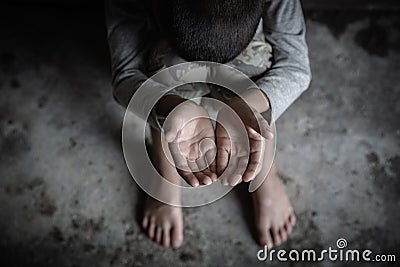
[0,6,399,267]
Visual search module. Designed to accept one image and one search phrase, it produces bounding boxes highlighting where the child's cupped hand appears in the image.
[162,97,273,188]
[163,100,217,187]
[215,97,274,186]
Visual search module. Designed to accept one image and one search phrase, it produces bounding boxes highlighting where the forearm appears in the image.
[107,0,170,127]
[257,0,311,121]
[237,88,270,114]
[257,67,311,121]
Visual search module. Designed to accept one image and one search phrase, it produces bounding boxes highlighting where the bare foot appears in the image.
[252,164,296,247]
[141,128,184,248]
[142,197,183,248]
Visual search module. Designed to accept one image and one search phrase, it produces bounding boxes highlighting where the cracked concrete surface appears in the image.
[0,6,399,267]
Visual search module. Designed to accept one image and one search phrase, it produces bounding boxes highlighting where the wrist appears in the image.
[236,88,270,114]
[227,88,269,114]
[155,94,187,117]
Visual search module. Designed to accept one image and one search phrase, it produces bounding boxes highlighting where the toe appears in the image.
[156,227,162,244]
[148,222,156,239]
[279,226,288,243]
[171,227,183,248]
[258,229,274,248]
[162,228,171,247]
[285,220,293,235]
[271,227,282,246]
[142,216,149,229]
[289,213,296,226]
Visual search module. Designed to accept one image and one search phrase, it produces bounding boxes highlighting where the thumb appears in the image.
[254,112,274,140]
[164,119,180,142]
[246,125,273,140]
[165,129,178,143]
[163,112,185,143]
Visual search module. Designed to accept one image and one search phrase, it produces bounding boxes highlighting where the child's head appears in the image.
[153,0,265,63]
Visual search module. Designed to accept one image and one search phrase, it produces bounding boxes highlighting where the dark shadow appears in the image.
[233,183,257,242]
[0,5,130,267]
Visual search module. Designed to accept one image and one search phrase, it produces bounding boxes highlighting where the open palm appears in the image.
[216,99,273,186]
[163,101,217,187]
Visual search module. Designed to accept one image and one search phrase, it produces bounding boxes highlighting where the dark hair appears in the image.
[153,0,265,63]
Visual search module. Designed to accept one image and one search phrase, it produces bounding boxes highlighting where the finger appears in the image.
[249,138,264,153]
[194,171,212,185]
[177,169,199,187]
[187,159,199,173]
[188,159,213,186]
[217,146,230,176]
[220,155,247,186]
[242,150,263,182]
[219,152,236,186]
[196,154,216,182]
[216,137,231,176]
[247,126,263,140]
[253,113,274,140]
[205,148,217,177]
[243,127,265,182]
[195,153,208,172]
[189,159,211,185]
[230,156,248,186]
[202,168,217,182]
[216,123,231,176]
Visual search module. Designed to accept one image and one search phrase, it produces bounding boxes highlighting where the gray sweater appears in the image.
[106,0,311,122]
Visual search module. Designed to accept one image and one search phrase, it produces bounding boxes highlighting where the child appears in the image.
[106,0,311,248]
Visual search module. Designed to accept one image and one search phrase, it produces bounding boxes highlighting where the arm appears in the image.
[215,0,310,184]
[106,0,151,107]
[256,0,312,122]
[107,0,217,184]
[106,0,181,125]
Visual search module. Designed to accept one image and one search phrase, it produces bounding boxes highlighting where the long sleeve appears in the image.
[106,0,169,126]
[257,0,312,122]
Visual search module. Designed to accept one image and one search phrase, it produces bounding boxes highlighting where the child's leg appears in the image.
[251,162,296,247]
[141,127,183,248]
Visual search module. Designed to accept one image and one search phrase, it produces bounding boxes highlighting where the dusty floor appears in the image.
[0,5,399,267]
